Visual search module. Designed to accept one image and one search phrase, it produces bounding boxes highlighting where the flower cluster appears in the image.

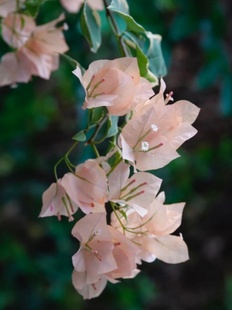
[39,57,200,299]
[0,0,68,86]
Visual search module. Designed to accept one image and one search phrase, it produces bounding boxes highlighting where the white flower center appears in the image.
[151,124,158,131]
[141,141,149,151]
[94,228,101,235]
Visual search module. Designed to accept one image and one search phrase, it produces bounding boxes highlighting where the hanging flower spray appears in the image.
[0,0,200,299]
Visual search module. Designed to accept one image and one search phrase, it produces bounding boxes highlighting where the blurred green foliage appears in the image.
[0,0,231,309]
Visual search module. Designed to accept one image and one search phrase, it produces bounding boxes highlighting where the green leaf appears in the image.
[108,0,166,82]
[60,53,83,70]
[72,130,86,142]
[135,43,159,85]
[106,116,119,138]
[25,0,44,17]
[125,32,166,84]
[144,32,167,77]
[108,0,145,34]
[108,0,129,14]
[80,2,102,53]
[110,12,127,35]
[89,107,105,124]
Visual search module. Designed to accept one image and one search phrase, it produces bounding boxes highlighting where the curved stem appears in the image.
[90,142,100,157]
[110,202,148,236]
[54,156,65,181]
[86,113,108,146]
[54,141,79,179]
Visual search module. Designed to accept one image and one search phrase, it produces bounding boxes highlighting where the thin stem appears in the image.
[54,141,79,179]
[65,141,78,157]
[90,142,100,157]
[110,202,148,236]
[54,157,65,181]
[86,113,108,146]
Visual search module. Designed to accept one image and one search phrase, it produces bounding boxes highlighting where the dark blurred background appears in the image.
[0,0,232,309]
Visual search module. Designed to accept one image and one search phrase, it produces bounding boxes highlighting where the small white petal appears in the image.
[94,228,101,235]
[151,124,158,131]
[141,141,149,151]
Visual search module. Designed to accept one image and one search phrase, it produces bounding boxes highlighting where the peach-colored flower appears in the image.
[18,13,69,79]
[111,192,189,264]
[1,13,36,48]
[72,213,117,284]
[119,81,200,170]
[0,13,68,86]
[71,215,140,299]
[24,14,69,55]
[73,57,154,116]
[60,0,104,13]
[107,162,162,216]
[0,51,32,86]
[106,226,139,279]
[72,270,107,299]
[19,51,59,80]
[39,180,78,221]
[0,0,24,17]
[61,159,108,214]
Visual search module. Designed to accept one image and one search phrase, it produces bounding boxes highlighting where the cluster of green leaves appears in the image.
[80,0,166,84]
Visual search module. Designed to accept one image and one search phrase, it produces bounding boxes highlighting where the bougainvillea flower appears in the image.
[0,13,68,85]
[107,162,162,216]
[111,192,189,264]
[24,13,69,55]
[0,51,32,86]
[135,233,189,264]
[71,216,140,299]
[17,13,68,79]
[144,192,185,236]
[2,13,36,48]
[20,48,60,79]
[72,270,107,299]
[0,0,25,17]
[73,57,154,116]
[106,226,139,279]
[39,179,78,221]
[60,0,104,13]
[119,82,200,170]
[72,213,117,284]
[61,159,108,214]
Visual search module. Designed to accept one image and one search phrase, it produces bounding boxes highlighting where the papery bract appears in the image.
[2,13,36,48]
[0,51,32,86]
[107,162,162,216]
[18,13,68,79]
[39,180,78,221]
[0,0,24,17]
[72,213,117,284]
[72,270,107,299]
[61,159,107,214]
[18,50,59,80]
[60,0,104,13]
[24,13,69,55]
[111,192,189,264]
[119,80,200,170]
[73,57,154,116]
[0,13,69,85]
[106,226,139,279]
